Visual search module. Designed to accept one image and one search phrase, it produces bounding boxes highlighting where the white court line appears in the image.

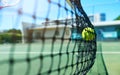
[0,52,67,54]
[97,52,120,54]
[0,52,120,54]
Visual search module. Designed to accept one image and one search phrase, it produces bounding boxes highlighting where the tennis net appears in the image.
[0,0,96,75]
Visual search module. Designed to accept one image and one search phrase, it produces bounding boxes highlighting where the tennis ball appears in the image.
[82,27,95,41]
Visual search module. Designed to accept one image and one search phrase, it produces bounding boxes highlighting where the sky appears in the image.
[0,0,120,30]
[82,0,120,21]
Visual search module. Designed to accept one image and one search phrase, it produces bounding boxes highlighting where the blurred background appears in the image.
[0,0,120,75]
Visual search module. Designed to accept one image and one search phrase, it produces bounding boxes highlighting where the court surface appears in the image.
[0,41,120,75]
[0,41,78,75]
[88,41,120,75]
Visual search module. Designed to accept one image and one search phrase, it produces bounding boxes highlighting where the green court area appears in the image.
[102,41,120,75]
[0,41,78,75]
[88,41,120,75]
[0,41,120,75]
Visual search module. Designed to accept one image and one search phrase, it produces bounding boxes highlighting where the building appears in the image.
[89,13,106,22]
[22,18,120,43]
[22,22,72,43]
[94,20,120,41]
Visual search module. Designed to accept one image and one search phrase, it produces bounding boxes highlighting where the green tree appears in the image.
[114,15,120,20]
[0,29,22,43]
[7,29,21,34]
[0,34,3,44]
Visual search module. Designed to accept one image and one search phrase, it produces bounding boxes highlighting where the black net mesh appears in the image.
[0,0,96,75]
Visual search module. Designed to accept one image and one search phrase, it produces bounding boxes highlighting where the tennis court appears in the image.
[88,41,120,75]
[0,39,96,75]
[101,41,120,75]
[0,41,120,75]
[0,40,78,75]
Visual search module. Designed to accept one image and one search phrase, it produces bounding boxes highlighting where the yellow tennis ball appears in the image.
[82,27,95,41]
